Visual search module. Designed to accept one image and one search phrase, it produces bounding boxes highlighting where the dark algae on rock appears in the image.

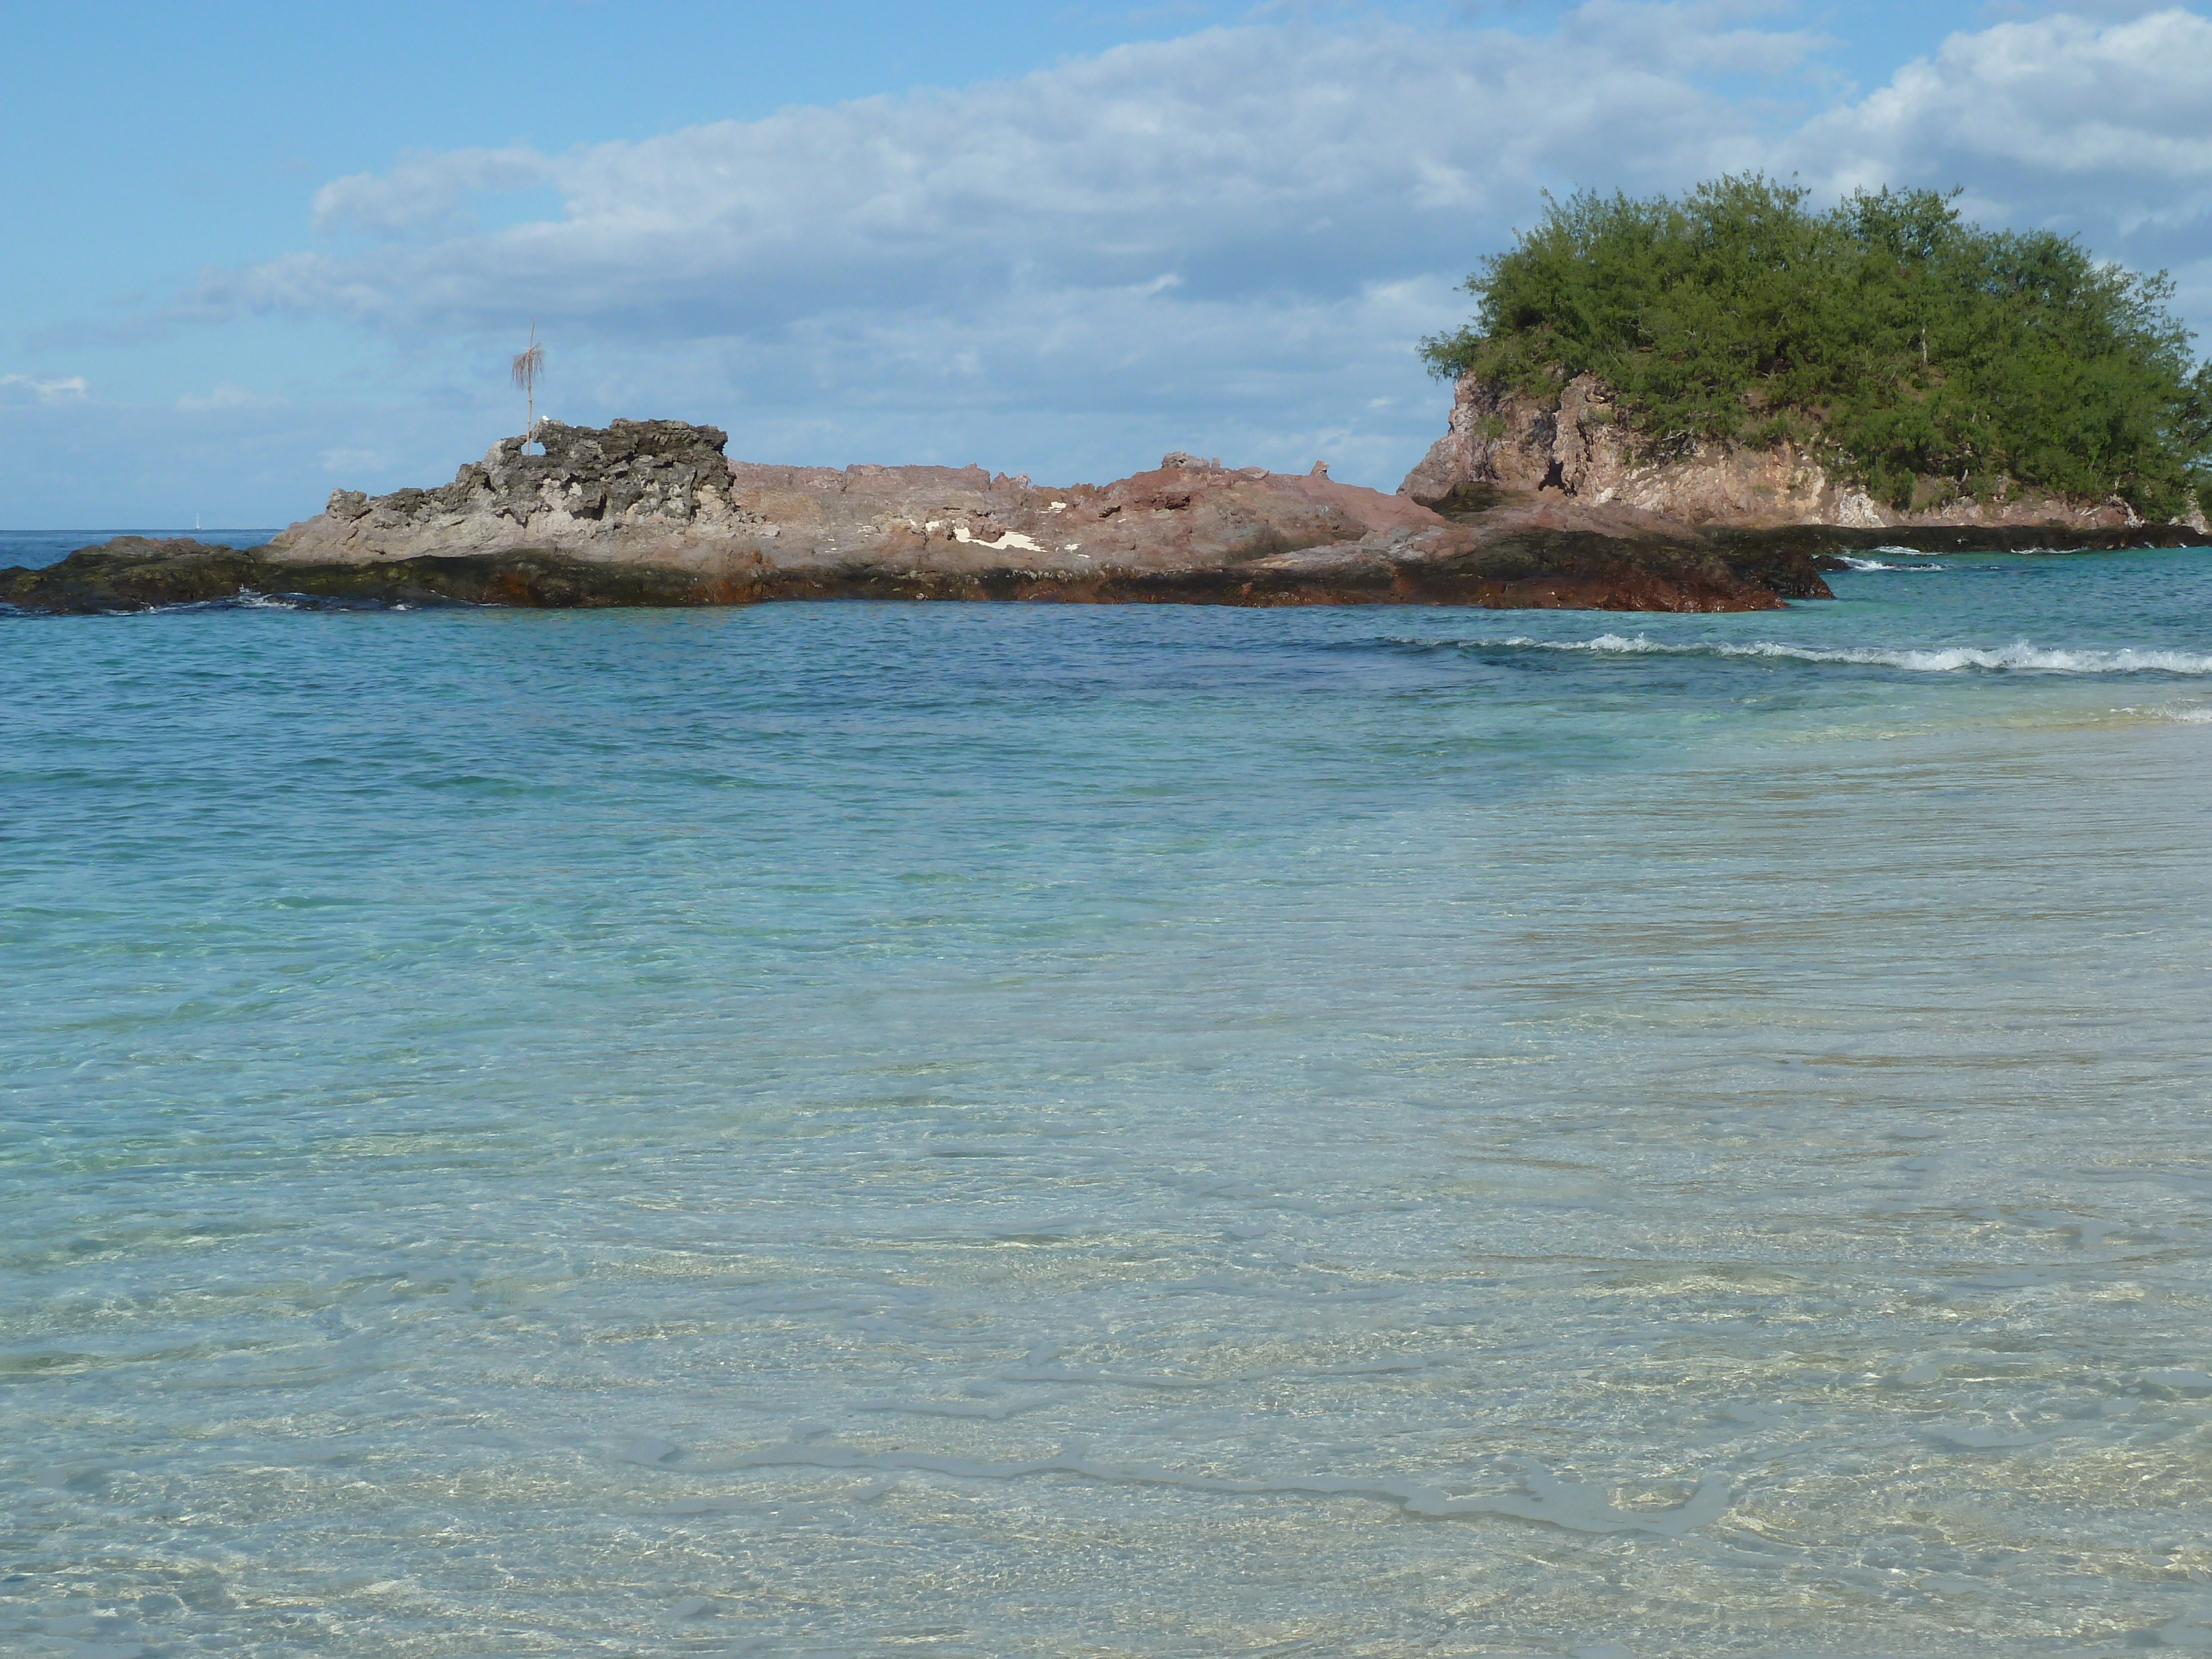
[1,525,1832,615]
[2,539,749,614]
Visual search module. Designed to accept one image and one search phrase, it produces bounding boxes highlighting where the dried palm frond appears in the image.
[511,322,545,438]
[511,337,544,394]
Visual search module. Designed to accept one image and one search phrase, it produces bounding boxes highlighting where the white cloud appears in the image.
[312,146,557,238]
[1,373,88,404]
[1786,8,2212,294]
[194,12,1804,340]
[170,8,1818,484]
[1797,9,2212,187]
[135,4,2212,496]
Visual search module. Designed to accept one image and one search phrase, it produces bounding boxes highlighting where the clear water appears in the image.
[6,544,2212,1657]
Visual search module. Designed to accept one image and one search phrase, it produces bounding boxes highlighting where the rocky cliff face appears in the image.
[1400,371,2212,536]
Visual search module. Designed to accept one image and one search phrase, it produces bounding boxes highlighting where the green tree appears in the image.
[1423,177,2211,518]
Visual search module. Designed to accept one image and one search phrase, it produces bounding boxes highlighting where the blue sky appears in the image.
[5,1,2209,526]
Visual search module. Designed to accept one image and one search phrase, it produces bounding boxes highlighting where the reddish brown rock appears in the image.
[5,421,1836,615]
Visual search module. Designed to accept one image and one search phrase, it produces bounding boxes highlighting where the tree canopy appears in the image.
[1422,176,2212,518]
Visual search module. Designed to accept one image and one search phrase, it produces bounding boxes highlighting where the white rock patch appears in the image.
[1835,490,1886,528]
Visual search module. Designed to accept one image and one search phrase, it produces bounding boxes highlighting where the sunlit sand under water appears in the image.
[6,543,2212,1656]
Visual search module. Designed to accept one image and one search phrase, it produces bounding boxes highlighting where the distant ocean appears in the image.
[7,539,2212,1655]
[1,529,280,569]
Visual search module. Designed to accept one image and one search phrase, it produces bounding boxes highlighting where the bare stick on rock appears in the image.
[511,323,545,444]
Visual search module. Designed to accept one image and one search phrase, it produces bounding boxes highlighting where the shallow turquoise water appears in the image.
[7,547,2212,1657]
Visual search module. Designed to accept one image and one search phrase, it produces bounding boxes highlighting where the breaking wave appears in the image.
[1423,634,2212,675]
[2126,702,2212,723]
[1832,554,1947,572]
[103,591,432,617]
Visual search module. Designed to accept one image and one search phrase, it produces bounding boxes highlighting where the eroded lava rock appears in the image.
[6,421,1838,615]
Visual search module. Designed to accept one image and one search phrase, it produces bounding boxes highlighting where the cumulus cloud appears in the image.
[141,3,2212,492]
[165,6,1828,482]
[1786,8,2212,307]
[194,11,1806,339]
[1793,9,2212,197]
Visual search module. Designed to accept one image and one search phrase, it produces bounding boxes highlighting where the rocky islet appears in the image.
[8,394,2202,615]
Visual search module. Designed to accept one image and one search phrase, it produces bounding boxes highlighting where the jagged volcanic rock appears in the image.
[5,420,1841,614]
[267,420,1473,577]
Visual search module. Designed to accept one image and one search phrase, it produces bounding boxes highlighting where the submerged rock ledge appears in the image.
[6,418,2194,617]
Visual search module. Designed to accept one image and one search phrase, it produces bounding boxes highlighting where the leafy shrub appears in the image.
[1422,176,2211,518]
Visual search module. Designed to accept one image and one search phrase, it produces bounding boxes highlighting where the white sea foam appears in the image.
[1483,634,2212,675]
[134,589,307,615]
[2122,702,2212,724]
[1833,555,1946,572]
[1836,541,2128,564]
